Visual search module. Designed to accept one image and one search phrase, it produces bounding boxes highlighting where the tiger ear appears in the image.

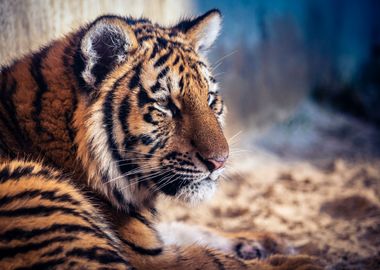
[80,16,138,87]
[175,9,222,53]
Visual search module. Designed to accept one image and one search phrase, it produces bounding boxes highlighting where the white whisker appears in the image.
[119,170,170,190]
[211,50,238,71]
[227,130,243,143]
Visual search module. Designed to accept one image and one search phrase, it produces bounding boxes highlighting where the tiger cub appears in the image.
[0,9,324,269]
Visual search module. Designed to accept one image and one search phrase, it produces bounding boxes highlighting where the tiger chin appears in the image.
[0,8,324,270]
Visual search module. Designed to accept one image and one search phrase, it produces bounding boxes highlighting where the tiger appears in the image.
[0,9,324,269]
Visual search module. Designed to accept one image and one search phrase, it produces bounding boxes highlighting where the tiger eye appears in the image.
[157,98,169,108]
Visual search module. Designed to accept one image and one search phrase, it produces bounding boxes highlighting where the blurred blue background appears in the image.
[195,0,380,124]
[193,0,380,161]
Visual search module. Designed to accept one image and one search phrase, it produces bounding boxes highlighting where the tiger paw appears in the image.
[265,254,325,270]
[234,239,268,259]
[226,231,294,260]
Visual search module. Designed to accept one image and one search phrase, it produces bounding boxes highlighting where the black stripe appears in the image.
[157,66,169,80]
[123,135,139,151]
[0,166,62,184]
[66,247,128,264]
[193,66,205,87]
[197,61,207,67]
[113,188,128,206]
[164,151,180,160]
[179,77,184,90]
[134,28,144,36]
[154,50,172,68]
[0,223,106,242]
[177,159,195,166]
[0,166,34,183]
[30,46,51,135]
[150,45,159,59]
[0,236,76,259]
[118,94,139,172]
[0,205,84,218]
[122,239,162,256]
[128,63,142,90]
[0,74,28,148]
[139,35,154,42]
[72,30,89,93]
[157,37,168,48]
[103,72,129,175]
[42,246,64,258]
[15,258,66,270]
[210,96,218,109]
[129,211,153,229]
[173,55,180,66]
[138,86,155,108]
[140,134,154,145]
[118,94,131,134]
[128,210,162,241]
[151,80,161,93]
[148,138,167,155]
[168,98,181,118]
[0,189,80,207]
[205,250,226,270]
[143,113,159,125]
[62,47,79,153]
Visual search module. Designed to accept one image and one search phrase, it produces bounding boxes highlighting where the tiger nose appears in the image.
[207,157,227,171]
[196,153,228,172]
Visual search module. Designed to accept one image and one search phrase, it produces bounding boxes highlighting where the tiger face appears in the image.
[79,10,228,208]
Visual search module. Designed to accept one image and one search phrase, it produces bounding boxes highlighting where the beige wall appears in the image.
[0,0,194,65]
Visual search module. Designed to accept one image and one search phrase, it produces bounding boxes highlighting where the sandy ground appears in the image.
[157,103,380,269]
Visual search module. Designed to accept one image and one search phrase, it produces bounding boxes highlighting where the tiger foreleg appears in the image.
[118,217,324,269]
[157,222,294,260]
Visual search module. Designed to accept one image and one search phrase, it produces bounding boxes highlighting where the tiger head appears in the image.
[77,10,228,209]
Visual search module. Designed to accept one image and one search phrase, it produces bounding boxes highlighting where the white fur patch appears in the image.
[176,179,216,205]
[209,167,224,181]
[157,222,233,253]
[195,14,222,52]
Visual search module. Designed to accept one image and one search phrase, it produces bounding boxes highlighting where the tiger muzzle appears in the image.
[190,107,229,172]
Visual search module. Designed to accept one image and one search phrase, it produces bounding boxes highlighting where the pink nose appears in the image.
[196,152,228,172]
[207,157,226,171]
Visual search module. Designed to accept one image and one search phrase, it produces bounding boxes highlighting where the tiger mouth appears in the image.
[175,177,217,203]
[151,172,215,198]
